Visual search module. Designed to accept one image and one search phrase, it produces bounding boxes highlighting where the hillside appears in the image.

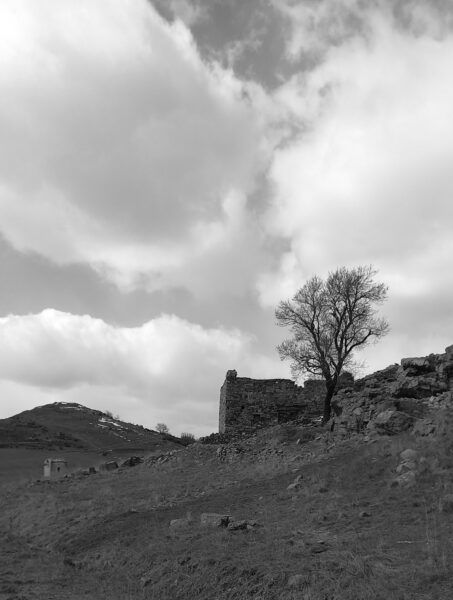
[0,402,179,452]
[1,349,453,599]
[0,402,182,484]
[0,421,452,600]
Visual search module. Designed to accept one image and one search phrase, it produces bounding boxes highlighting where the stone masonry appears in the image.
[219,370,326,434]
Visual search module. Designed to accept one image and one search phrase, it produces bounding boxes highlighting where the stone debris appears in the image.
[200,513,231,528]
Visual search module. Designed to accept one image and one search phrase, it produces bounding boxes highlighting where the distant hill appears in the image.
[0,402,181,453]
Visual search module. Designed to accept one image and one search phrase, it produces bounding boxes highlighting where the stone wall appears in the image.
[219,370,326,434]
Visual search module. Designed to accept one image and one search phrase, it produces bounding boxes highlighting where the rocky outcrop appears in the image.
[331,346,453,436]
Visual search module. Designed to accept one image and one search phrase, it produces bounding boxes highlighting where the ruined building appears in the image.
[219,345,453,438]
[43,457,68,479]
[219,370,353,434]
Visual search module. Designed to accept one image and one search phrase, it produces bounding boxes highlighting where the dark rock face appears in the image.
[331,346,453,436]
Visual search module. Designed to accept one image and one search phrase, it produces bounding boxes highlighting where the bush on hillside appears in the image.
[180,432,196,445]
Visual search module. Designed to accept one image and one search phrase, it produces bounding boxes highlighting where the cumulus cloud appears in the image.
[0,309,285,435]
[0,0,272,294]
[258,4,453,366]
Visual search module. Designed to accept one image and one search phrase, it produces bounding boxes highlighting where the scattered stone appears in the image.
[200,513,231,528]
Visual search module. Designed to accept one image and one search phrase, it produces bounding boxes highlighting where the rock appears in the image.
[310,542,329,554]
[440,494,453,513]
[372,410,413,434]
[200,513,231,528]
[122,456,143,467]
[412,418,436,436]
[396,461,417,474]
[401,357,433,375]
[390,471,416,488]
[100,460,118,471]
[287,474,303,492]
[169,517,190,530]
[400,448,418,461]
[359,510,371,518]
[227,519,248,531]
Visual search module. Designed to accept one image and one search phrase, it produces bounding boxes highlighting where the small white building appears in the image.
[43,458,68,479]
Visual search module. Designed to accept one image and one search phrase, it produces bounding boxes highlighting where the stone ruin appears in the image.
[219,345,453,437]
[219,370,352,434]
[43,457,68,479]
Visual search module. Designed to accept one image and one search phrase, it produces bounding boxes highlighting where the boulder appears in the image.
[372,410,413,435]
[227,519,249,531]
[400,357,433,375]
[200,513,231,528]
[400,449,418,462]
[396,461,417,474]
[100,460,118,471]
[390,471,416,488]
[122,456,143,467]
[169,517,192,532]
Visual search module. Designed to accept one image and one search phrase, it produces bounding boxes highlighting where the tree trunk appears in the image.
[322,383,336,424]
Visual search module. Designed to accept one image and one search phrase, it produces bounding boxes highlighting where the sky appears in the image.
[1,0,453,436]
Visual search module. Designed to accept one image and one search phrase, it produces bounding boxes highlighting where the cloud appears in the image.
[271,0,453,61]
[0,309,286,435]
[0,0,272,294]
[257,5,453,365]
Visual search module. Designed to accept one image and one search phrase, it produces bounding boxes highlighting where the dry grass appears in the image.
[1,426,453,599]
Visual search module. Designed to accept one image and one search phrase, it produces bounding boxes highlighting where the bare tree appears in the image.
[276,266,389,423]
[156,423,169,434]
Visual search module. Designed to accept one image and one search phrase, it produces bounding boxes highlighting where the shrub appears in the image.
[180,432,196,445]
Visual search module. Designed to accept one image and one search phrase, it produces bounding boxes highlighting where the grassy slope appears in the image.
[0,425,452,600]
[0,403,182,484]
[0,402,180,452]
